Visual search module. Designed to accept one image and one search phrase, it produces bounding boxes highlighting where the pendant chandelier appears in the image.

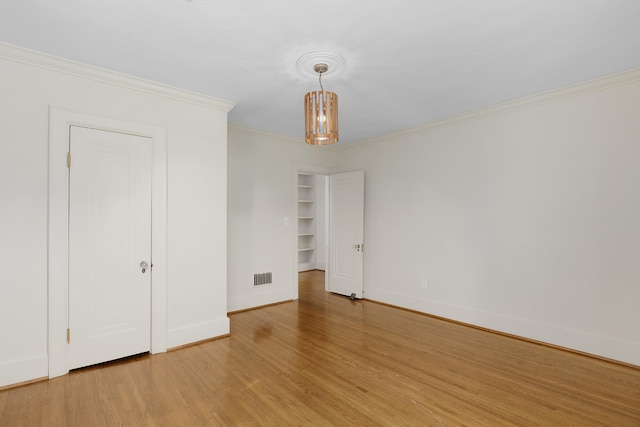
[304,63,338,145]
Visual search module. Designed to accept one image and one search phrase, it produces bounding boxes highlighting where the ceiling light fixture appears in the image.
[304,63,338,145]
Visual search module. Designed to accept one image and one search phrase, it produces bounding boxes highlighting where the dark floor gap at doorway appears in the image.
[69,352,150,373]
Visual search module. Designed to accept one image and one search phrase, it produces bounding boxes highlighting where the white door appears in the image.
[68,126,152,370]
[328,171,365,298]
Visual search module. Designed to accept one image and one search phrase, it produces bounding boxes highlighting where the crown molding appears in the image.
[0,42,235,112]
[228,123,338,150]
[340,67,640,149]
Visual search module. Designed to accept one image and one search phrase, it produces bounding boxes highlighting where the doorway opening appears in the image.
[296,172,329,298]
[296,173,329,273]
[293,167,365,301]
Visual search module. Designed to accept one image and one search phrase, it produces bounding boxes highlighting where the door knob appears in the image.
[140,261,149,273]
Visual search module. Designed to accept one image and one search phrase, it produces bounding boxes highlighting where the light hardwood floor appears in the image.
[1,270,639,426]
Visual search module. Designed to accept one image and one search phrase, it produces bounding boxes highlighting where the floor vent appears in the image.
[254,272,272,286]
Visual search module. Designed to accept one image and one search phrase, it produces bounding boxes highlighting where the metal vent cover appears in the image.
[254,272,272,286]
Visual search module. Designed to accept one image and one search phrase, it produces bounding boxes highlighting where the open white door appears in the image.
[68,126,152,369]
[328,170,364,299]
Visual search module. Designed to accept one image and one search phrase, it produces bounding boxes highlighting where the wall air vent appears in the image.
[254,272,272,286]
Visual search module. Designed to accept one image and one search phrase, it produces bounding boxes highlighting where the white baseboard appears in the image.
[167,318,230,349]
[228,287,293,312]
[366,287,640,367]
[0,354,48,388]
[298,262,315,272]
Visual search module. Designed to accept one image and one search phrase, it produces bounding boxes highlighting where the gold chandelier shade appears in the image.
[303,62,339,145]
[304,89,338,145]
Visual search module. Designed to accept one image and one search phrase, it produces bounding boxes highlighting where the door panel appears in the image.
[68,126,152,370]
[328,171,364,298]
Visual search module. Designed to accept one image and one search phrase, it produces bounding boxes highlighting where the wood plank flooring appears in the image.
[1,270,639,425]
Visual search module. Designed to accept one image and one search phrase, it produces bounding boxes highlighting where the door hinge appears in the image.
[67,152,71,168]
[67,328,70,343]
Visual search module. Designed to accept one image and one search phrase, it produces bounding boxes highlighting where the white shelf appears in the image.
[297,172,316,270]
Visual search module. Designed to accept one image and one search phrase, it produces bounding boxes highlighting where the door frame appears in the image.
[292,163,334,300]
[48,108,168,378]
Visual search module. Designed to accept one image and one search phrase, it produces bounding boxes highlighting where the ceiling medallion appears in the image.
[296,52,346,80]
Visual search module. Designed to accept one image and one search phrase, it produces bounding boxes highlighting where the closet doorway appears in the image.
[295,171,329,287]
[293,166,365,301]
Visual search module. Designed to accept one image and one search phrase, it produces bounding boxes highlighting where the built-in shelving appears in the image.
[297,173,316,272]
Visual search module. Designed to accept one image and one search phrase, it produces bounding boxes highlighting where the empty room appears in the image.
[1,1,639,425]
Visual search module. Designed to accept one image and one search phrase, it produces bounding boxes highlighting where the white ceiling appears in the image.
[1,1,640,144]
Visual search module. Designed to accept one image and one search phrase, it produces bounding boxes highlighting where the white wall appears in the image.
[227,125,334,311]
[336,70,640,366]
[0,44,232,387]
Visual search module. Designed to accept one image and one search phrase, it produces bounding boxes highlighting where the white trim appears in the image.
[366,287,640,367]
[227,290,294,314]
[48,108,168,378]
[298,262,316,272]
[0,354,48,388]
[167,318,230,349]
[339,67,640,148]
[0,42,234,112]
